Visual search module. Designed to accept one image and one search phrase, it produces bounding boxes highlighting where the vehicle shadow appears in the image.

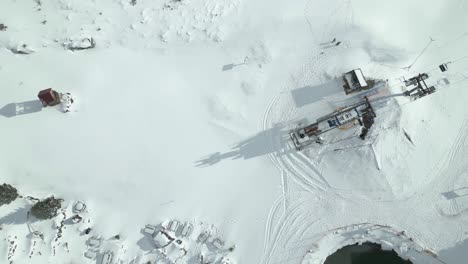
[0,100,43,118]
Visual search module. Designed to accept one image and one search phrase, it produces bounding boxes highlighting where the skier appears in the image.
[335,41,341,46]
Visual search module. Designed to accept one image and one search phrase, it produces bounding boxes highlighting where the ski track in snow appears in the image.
[430,118,468,217]
[261,46,354,264]
[261,199,312,264]
[263,47,346,195]
[260,39,468,263]
[263,196,284,254]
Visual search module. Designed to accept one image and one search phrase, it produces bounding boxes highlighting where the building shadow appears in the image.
[438,238,468,264]
[290,78,343,107]
[0,100,43,118]
[195,123,294,167]
[137,236,156,252]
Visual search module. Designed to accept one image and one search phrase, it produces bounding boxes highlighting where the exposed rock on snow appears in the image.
[63,37,96,51]
[0,184,19,206]
[31,196,63,220]
[9,43,35,54]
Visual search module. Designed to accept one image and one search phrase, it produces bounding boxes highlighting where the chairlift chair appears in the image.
[439,63,448,72]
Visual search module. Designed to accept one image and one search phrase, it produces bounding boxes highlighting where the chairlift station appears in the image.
[290,67,441,151]
[290,96,376,150]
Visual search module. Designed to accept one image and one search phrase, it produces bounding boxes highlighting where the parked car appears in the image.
[87,237,101,248]
[168,220,180,233]
[143,224,157,236]
[212,238,225,250]
[220,257,235,264]
[197,230,210,243]
[101,252,113,264]
[84,250,97,260]
[180,222,193,237]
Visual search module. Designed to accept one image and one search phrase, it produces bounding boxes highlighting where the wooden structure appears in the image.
[37,88,61,107]
[343,69,369,94]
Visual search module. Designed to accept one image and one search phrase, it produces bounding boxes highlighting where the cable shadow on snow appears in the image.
[195,124,294,167]
[0,100,43,118]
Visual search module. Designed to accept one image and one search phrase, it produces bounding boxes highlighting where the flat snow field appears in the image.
[1,0,468,264]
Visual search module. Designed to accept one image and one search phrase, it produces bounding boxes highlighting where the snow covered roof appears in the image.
[153,230,172,248]
[354,69,368,87]
[344,69,368,92]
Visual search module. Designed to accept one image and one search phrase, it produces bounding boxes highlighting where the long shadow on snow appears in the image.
[438,238,468,264]
[0,100,43,118]
[195,123,294,167]
[290,78,343,107]
[0,205,32,225]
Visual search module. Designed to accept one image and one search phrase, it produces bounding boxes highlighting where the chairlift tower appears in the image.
[403,73,436,100]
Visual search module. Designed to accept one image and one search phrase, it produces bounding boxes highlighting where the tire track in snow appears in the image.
[263,196,285,253]
[261,46,347,261]
[445,119,468,165]
[291,151,331,188]
[260,33,351,263]
[432,118,468,186]
[263,47,346,193]
[261,199,310,264]
[282,151,329,191]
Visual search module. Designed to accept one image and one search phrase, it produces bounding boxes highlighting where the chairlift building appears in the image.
[290,97,376,150]
[343,69,369,94]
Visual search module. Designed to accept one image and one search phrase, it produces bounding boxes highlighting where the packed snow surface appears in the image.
[1,0,468,263]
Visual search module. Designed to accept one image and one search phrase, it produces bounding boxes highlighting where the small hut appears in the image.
[343,69,369,94]
[37,88,61,107]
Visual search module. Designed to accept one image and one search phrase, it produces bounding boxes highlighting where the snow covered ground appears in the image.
[1,0,468,263]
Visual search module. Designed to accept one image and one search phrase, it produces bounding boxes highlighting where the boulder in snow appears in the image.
[9,43,35,54]
[63,37,96,51]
